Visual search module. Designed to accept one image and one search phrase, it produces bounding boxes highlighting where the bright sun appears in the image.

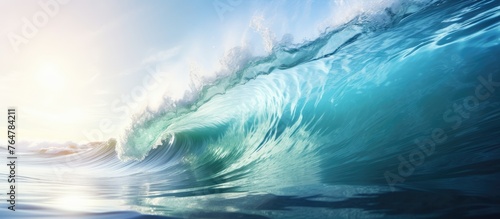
[30,63,89,126]
[36,64,66,91]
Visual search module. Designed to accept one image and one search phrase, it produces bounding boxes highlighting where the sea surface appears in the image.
[1,0,500,218]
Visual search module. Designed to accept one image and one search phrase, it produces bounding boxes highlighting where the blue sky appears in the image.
[0,0,403,143]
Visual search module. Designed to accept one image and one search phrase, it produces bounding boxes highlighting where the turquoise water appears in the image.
[2,0,500,218]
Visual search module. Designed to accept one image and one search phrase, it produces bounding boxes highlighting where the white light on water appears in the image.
[36,64,66,91]
[53,191,95,212]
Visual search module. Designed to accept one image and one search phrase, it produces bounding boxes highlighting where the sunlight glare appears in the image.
[36,64,66,91]
[53,192,94,212]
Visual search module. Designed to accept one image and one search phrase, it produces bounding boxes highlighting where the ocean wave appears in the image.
[117,0,440,161]
[13,0,500,217]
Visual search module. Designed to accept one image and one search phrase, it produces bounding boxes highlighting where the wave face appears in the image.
[4,0,500,218]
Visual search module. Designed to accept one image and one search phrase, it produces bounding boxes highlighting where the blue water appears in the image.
[2,0,500,218]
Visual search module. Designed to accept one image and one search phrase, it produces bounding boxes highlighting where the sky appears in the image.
[0,0,403,143]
